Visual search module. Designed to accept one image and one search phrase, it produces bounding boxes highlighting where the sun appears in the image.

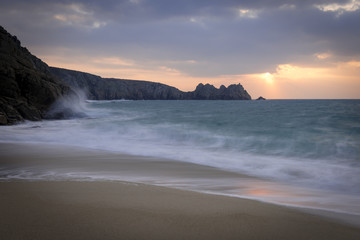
[262,72,274,84]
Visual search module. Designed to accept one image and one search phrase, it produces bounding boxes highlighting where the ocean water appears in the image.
[1,99,360,215]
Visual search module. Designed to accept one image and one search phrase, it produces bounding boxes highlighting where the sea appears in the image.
[1,99,360,217]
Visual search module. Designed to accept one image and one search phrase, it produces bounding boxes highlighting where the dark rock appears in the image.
[0,25,71,125]
[0,98,23,124]
[256,96,266,100]
[184,83,251,100]
[0,111,7,125]
[16,102,42,121]
[191,83,218,99]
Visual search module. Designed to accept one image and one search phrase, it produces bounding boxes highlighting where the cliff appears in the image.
[0,25,251,125]
[49,67,184,100]
[0,26,71,125]
[50,67,252,101]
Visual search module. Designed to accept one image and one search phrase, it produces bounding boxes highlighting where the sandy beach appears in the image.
[1,181,360,240]
[1,143,360,239]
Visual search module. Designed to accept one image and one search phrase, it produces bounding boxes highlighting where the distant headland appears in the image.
[0,26,251,125]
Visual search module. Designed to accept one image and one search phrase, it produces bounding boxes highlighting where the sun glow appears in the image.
[261,72,274,84]
[37,46,360,99]
[247,189,272,196]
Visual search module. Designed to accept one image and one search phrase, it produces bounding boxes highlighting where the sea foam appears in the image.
[1,100,360,213]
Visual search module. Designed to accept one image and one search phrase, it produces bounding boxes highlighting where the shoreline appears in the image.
[1,142,360,238]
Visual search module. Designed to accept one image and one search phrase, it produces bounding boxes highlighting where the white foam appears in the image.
[1,100,360,215]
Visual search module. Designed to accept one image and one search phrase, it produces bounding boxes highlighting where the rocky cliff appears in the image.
[50,67,252,101]
[0,26,71,125]
[50,67,184,100]
[0,25,251,125]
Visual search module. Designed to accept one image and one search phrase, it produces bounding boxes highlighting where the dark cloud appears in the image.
[303,10,360,57]
[1,0,352,20]
[0,0,358,77]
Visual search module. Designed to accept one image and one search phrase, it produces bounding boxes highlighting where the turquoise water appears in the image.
[1,99,360,214]
[95,99,359,161]
[83,100,360,192]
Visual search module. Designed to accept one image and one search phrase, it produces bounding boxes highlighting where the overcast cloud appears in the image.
[0,0,359,97]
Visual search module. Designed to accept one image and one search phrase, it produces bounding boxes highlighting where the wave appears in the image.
[1,100,359,196]
[45,89,89,119]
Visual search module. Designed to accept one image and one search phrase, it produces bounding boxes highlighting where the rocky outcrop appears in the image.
[50,67,252,101]
[188,83,251,100]
[256,96,266,100]
[0,26,71,125]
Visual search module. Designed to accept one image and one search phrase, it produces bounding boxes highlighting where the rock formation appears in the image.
[0,26,71,125]
[50,67,252,101]
[188,83,251,100]
[49,67,184,100]
[0,25,252,125]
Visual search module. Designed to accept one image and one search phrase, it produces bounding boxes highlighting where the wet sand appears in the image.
[1,181,360,240]
[0,143,360,239]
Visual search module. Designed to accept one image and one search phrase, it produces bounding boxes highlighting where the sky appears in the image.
[1,0,360,99]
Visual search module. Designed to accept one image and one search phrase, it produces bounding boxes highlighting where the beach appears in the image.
[1,181,360,240]
[1,143,360,239]
[1,2,360,238]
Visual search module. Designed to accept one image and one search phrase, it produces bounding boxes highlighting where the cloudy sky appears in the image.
[1,0,360,98]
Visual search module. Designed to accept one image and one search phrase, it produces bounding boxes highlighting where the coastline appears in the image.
[1,142,360,239]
